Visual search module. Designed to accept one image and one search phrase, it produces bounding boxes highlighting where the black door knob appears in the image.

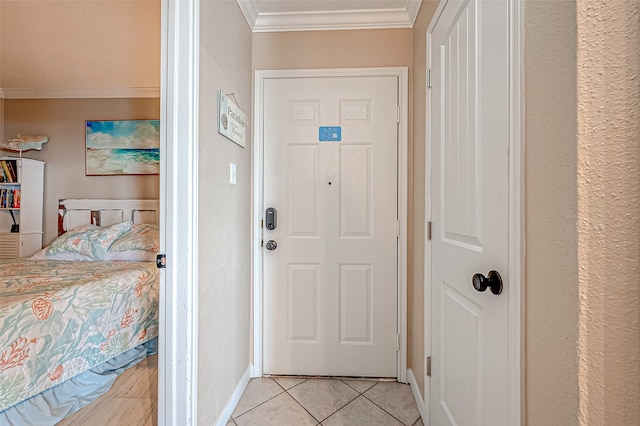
[472,270,503,295]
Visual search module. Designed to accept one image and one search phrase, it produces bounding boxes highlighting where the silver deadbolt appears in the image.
[265,240,278,251]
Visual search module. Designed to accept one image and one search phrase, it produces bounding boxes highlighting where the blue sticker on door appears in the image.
[319,126,341,142]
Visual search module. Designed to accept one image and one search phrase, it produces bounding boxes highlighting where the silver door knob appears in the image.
[265,240,278,251]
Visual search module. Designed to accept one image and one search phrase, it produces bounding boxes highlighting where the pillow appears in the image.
[45,221,133,260]
[103,249,157,262]
[30,247,94,261]
[109,223,159,253]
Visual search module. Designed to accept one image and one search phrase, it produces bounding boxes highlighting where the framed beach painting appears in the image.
[85,120,160,175]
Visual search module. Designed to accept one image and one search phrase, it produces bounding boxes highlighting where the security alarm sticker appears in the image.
[319,126,341,142]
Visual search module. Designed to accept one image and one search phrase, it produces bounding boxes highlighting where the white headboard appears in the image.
[58,199,159,235]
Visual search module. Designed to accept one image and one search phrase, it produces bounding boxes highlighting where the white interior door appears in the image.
[429,0,510,424]
[263,75,399,377]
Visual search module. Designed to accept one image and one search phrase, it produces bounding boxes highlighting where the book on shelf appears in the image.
[0,188,21,208]
[0,160,17,183]
[1,161,13,183]
[7,162,17,182]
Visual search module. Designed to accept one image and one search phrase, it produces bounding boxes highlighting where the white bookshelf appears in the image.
[0,157,44,258]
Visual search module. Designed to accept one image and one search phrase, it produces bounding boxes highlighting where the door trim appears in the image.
[159,0,200,424]
[507,1,525,424]
[252,67,409,382]
[424,0,523,424]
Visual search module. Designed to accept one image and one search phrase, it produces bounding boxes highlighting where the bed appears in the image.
[0,199,160,425]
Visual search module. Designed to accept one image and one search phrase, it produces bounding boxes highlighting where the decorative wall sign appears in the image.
[218,91,248,148]
[85,120,160,175]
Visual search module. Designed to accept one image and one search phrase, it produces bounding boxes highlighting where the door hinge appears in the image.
[261,240,264,248]
[156,254,166,269]
[427,69,432,88]
[261,219,264,229]
[427,221,432,240]
[396,220,400,238]
[396,334,401,351]
[426,356,432,377]
[397,105,400,123]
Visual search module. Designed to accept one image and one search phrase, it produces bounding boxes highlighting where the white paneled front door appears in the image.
[262,75,399,377]
[429,0,510,424]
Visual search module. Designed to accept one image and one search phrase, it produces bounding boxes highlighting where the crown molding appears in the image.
[238,0,260,30]
[1,86,160,99]
[237,0,421,32]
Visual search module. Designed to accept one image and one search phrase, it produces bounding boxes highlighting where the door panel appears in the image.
[441,1,481,251]
[430,0,510,424]
[263,76,398,377]
[440,282,481,425]
[340,145,372,237]
[288,264,318,341]
[288,145,318,236]
[339,264,372,343]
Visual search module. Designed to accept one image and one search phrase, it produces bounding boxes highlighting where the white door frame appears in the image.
[159,0,200,424]
[253,67,409,382]
[424,0,524,424]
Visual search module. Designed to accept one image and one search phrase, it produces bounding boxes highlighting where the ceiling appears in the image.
[236,0,423,32]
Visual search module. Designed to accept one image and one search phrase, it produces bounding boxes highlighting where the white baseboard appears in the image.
[215,365,251,426]
[407,368,427,424]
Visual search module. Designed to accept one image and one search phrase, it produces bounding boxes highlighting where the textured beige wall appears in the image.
[1,0,159,90]
[410,0,439,401]
[253,29,413,70]
[2,98,160,245]
[197,0,253,423]
[524,1,580,424]
[577,1,640,424]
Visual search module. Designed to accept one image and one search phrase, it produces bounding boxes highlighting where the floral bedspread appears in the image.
[0,260,159,412]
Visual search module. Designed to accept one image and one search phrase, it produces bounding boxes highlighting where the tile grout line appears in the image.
[288,378,374,425]
[231,379,287,421]
[360,390,418,426]
[282,378,364,424]
[334,379,375,422]
[285,383,324,424]
[319,393,361,424]
[316,392,368,425]
[231,377,419,426]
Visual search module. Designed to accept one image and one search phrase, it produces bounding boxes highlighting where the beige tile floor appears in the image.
[229,377,424,426]
[56,357,423,426]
